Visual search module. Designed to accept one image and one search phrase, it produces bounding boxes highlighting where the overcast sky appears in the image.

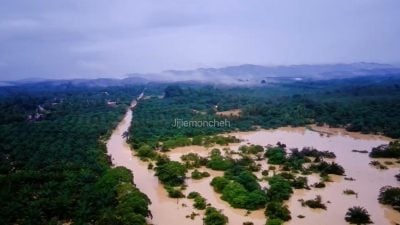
[0,0,399,80]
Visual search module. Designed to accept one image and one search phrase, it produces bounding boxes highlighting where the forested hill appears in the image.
[0,86,151,225]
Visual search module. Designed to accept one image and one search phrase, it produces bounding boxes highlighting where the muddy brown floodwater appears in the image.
[107,101,400,225]
[230,127,400,225]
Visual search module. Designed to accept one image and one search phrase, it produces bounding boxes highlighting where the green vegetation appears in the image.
[0,86,151,224]
[265,201,291,221]
[369,141,400,158]
[210,165,268,210]
[97,167,151,225]
[186,191,207,209]
[193,195,207,210]
[262,174,297,223]
[155,160,187,186]
[290,176,309,189]
[266,218,284,225]
[210,176,230,193]
[239,145,264,154]
[345,206,373,225]
[187,191,201,199]
[181,153,208,169]
[265,146,287,165]
[301,195,327,210]
[369,160,388,170]
[203,207,229,225]
[378,186,400,211]
[164,85,184,98]
[164,186,185,198]
[191,169,210,179]
[221,181,267,210]
[206,149,234,171]
[214,165,268,210]
[298,147,336,158]
[131,78,400,156]
[136,144,157,159]
[267,175,293,202]
[309,161,345,176]
[224,166,261,192]
[4,76,400,224]
[263,144,341,176]
[162,136,192,150]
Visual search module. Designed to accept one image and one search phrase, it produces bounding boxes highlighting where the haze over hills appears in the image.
[2,62,400,87]
[156,62,400,83]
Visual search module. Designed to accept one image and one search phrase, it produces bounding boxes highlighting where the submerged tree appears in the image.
[344,206,373,225]
[378,186,400,211]
[203,207,228,225]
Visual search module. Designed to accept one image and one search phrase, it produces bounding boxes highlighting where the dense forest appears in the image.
[130,76,400,153]
[0,86,151,225]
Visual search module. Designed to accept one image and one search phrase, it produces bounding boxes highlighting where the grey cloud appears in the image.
[0,0,400,80]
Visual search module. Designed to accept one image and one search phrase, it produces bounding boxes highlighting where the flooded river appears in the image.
[107,102,399,225]
[231,127,400,225]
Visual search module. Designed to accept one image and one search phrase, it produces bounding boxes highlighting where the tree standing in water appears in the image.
[345,206,373,225]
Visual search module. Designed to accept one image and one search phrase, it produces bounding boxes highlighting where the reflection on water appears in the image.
[107,104,399,225]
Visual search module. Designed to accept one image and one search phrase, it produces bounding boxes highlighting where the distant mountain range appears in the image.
[2,62,400,87]
[155,62,400,84]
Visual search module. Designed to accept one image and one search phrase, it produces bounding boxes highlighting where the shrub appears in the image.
[239,145,264,154]
[266,218,283,225]
[210,176,230,193]
[193,196,207,210]
[224,166,261,192]
[267,175,293,202]
[291,176,308,189]
[165,186,185,198]
[378,186,400,211]
[220,182,247,208]
[265,202,291,221]
[302,195,327,210]
[309,161,345,175]
[187,191,200,199]
[265,147,287,165]
[220,181,267,210]
[207,149,233,171]
[203,207,228,225]
[300,147,336,158]
[369,141,400,158]
[191,169,209,180]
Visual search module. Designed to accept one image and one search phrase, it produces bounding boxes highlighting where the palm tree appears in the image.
[345,206,373,225]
